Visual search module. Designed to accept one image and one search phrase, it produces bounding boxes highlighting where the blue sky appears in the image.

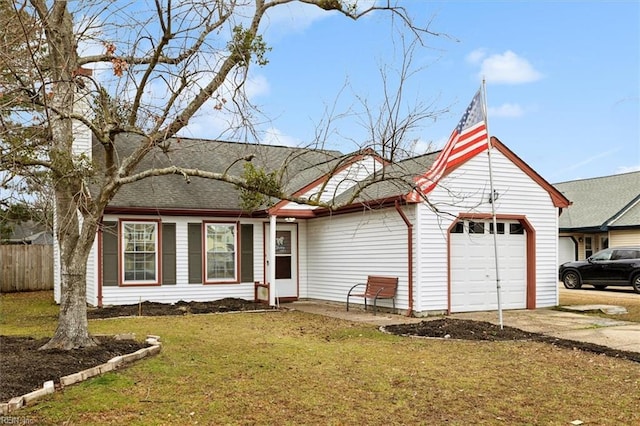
[204,0,639,184]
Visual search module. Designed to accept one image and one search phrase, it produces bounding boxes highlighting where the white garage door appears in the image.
[450,220,527,313]
[558,237,576,266]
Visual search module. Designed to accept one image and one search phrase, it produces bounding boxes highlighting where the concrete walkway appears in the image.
[284,300,640,354]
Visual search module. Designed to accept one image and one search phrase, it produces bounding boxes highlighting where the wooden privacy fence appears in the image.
[0,245,54,292]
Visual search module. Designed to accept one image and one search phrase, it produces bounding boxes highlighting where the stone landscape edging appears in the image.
[0,334,161,416]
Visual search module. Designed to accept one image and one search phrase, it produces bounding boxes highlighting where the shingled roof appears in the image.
[332,152,437,205]
[554,171,640,231]
[93,134,571,215]
[333,137,570,209]
[92,134,343,212]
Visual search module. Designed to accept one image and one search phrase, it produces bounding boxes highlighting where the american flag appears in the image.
[409,89,488,201]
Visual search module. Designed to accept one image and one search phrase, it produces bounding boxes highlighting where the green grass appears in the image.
[0,291,59,337]
[2,291,640,425]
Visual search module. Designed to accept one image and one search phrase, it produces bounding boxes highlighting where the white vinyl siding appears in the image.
[414,148,560,313]
[71,90,93,159]
[53,206,61,304]
[297,221,309,298]
[305,208,412,311]
[85,241,98,306]
[54,207,98,306]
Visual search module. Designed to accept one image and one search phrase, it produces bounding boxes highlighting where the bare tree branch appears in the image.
[0,0,449,350]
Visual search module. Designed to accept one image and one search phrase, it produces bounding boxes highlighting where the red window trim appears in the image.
[118,218,162,287]
[202,221,240,285]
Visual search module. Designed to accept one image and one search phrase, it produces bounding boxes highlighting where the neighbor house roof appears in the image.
[554,171,640,231]
[1,220,53,245]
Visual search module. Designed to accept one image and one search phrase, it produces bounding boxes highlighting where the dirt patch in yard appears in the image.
[3,299,638,404]
[383,318,640,363]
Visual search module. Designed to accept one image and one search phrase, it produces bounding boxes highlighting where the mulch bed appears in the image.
[3,298,639,404]
[384,318,640,363]
[0,335,148,403]
[87,297,273,319]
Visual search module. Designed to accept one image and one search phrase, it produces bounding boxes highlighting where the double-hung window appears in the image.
[122,221,158,284]
[205,223,237,282]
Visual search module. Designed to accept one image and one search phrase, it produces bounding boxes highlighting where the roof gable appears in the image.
[331,137,569,209]
[271,150,388,213]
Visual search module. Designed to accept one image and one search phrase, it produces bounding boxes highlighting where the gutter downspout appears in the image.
[395,200,414,317]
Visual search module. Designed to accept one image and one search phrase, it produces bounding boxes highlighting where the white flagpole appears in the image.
[482,79,503,329]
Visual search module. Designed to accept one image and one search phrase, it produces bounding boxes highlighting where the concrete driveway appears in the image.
[285,299,640,354]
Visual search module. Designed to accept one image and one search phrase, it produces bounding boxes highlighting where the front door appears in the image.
[265,223,298,301]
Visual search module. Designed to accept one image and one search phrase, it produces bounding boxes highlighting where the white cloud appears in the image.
[261,127,301,147]
[478,50,543,84]
[409,138,439,155]
[558,148,621,175]
[488,103,524,118]
[466,48,487,65]
[177,102,232,139]
[261,0,380,39]
[245,74,271,99]
[616,164,640,174]
[262,2,334,38]
[176,71,272,139]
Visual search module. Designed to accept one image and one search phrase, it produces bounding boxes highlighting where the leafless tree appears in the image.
[0,0,443,349]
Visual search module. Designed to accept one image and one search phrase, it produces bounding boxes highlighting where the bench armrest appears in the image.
[346,283,366,312]
[347,283,366,296]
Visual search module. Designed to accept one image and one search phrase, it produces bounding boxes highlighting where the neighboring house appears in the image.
[53,120,570,315]
[2,220,53,245]
[555,171,640,265]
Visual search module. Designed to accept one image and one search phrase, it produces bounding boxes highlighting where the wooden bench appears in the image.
[346,275,398,315]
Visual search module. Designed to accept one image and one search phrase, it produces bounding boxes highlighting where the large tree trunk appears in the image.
[36,1,99,350]
[40,182,99,350]
[40,253,97,350]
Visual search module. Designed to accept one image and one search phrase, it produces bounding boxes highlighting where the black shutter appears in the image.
[188,223,202,283]
[240,224,254,282]
[102,221,118,286]
[162,223,176,285]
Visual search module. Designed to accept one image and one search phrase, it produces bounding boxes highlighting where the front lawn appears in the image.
[2,291,639,425]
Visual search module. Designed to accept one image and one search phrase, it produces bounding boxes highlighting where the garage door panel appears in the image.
[558,237,576,265]
[450,220,526,313]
